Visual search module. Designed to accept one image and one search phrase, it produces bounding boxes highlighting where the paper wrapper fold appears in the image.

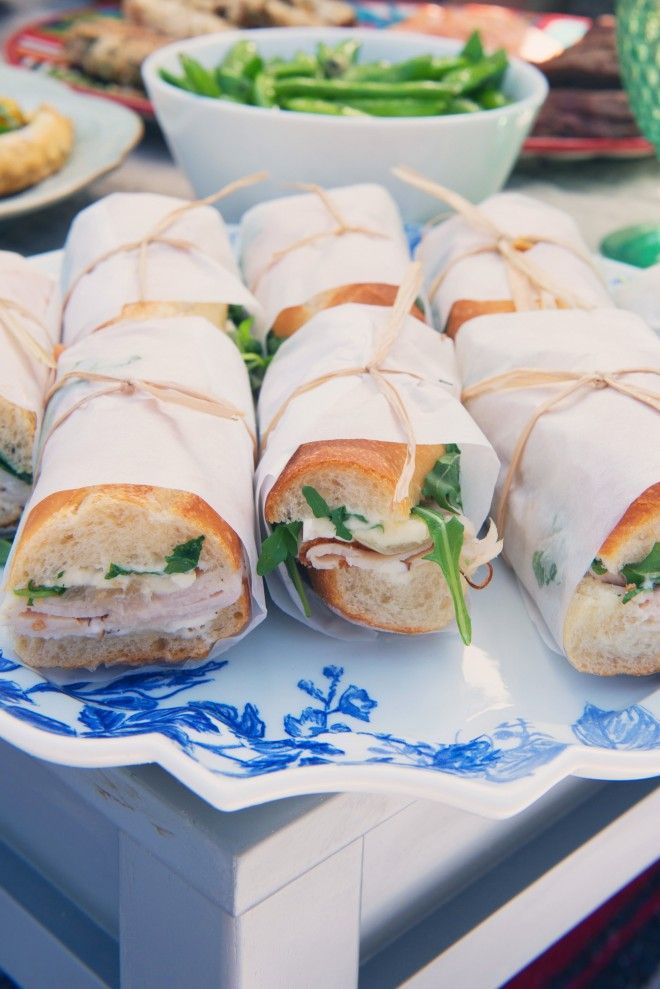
[62,193,263,344]
[5,316,265,658]
[419,192,611,329]
[456,307,660,653]
[257,302,500,639]
[240,184,411,334]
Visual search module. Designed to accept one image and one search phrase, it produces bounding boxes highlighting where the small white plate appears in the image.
[0,64,143,221]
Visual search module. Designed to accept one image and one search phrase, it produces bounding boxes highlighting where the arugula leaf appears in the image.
[230,315,271,390]
[532,550,557,587]
[422,444,462,513]
[591,558,608,575]
[266,332,285,357]
[620,542,660,603]
[461,31,485,64]
[0,537,12,567]
[164,536,205,574]
[301,486,368,541]
[105,536,205,580]
[14,580,67,607]
[256,521,311,615]
[0,449,32,486]
[257,521,302,575]
[412,505,471,645]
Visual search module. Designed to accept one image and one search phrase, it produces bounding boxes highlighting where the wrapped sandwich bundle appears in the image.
[1,315,264,669]
[61,186,264,345]
[240,183,415,345]
[455,307,659,675]
[0,252,60,532]
[395,167,611,338]
[255,268,501,642]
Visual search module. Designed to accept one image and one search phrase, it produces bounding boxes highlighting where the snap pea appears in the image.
[441,50,509,95]
[179,54,221,98]
[344,55,466,83]
[282,98,367,116]
[339,97,451,117]
[447,97,481,114]
[274,77,454,102]
[253,73,276,107]
[317,39,361,78]
[477,87,510,110]
[265,54,319,79]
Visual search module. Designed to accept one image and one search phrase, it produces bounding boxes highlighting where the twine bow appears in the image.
[462,367,660,534]
[37,369,255,477]
[393,165,603,312]
[262,262,430,505]
[250,182,390,292]
[0,297,56,368]
[62,172,268,316]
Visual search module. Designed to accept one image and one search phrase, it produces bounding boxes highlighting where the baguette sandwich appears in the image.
[418,191,611,338]
[0,252,60,532]
[1,315,262,669]
[240,183,413,348]
[256,298,501,641]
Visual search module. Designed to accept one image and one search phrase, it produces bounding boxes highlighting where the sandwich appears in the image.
[456,307,659,675]
[256,296,501,641]
[0,252,60,532]
[240,183,414,349]
[415,188,611,338]
[2,315,263,669]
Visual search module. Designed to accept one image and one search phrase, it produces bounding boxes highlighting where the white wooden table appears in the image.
[1,5,659,984]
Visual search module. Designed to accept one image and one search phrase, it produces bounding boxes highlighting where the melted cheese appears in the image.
[52,567,197,594]
[301,515,430,555]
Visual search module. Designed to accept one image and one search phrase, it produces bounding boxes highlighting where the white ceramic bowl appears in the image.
[143,28,548,222]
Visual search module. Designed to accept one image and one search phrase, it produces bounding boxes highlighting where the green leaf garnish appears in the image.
[412,505,471,644]
[105,536,205,580]
[256,521,311,616]
[164,536,205,574]
[0,537,12,567]
[302,485,331,518]
[14,580,67,607]
[0,449,32,486]
[591,558,607,575]
[620,542,660,603]
[532,550,558,587]
[422,444,462,513]
[229,314,271,391]
[301,486,368,542]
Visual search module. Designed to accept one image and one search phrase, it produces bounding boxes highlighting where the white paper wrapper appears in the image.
[4,315,266,658]
[0,250,60,422]
[240,184,411,333]
[456,307,660,653]
[418,192,611,329]
[62,192,264,345]
[256,302,500,639]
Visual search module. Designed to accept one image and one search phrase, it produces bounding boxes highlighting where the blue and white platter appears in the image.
[0,251,657,819]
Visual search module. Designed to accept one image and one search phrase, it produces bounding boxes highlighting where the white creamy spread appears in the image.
[301,514,430,555]
[55,567,197,594]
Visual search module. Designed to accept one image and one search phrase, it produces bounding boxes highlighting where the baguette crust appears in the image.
[94,300,229,335]
[445,300,515,339]
[272,283,426,339]
[265,440,445,524]
[10,484,244,586]
[596,483,659,573]
[14,582,251,669]
[310,559,457,633]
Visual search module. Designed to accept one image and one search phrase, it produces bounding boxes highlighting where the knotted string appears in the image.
[250,182,390,292]
[62,171,268,314]
[37,370,256,477]
[0,297,56,368]
[393,166,603,312]
[262,262,430,505]
[462,367,660,534]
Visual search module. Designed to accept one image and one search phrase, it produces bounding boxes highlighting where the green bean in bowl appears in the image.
[158,33,512,117]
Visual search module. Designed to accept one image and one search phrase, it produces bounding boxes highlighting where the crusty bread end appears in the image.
[445,299,515,339]
[0,394,36,479]
[265,440,445,524]
[272,283,426,339]
[596,483,659,575]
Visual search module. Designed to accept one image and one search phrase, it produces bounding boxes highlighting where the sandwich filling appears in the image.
[589,543,659,605]
[7,535,244,641]
[259,445,501,643]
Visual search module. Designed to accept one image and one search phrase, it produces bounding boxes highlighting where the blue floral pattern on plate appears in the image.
[1,651,658,793]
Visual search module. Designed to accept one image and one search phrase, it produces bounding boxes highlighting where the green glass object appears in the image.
[601,223,660,267]
[617,0,660,150]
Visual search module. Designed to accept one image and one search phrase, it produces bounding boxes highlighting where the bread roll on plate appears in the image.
[457,307,659,675]
[0,252,60,532]
[240,184,413,344]
[419,192,611,338]
[256,300,501,642]
[1,316,264,669]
